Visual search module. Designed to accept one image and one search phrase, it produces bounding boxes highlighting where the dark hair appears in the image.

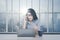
[27,8,38,20]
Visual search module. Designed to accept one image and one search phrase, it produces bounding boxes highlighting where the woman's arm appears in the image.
[32,23,39,37]
[22,16,27,29]
[23,21,27,29]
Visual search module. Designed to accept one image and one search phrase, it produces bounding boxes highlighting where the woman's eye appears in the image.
[28,15,32,16]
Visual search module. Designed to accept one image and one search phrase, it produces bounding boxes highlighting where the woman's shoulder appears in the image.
[33,19,40,24]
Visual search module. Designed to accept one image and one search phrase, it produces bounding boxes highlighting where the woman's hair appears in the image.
[27,8,38,20]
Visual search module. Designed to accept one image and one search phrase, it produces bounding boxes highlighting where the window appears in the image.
[0,13,6,32]
[0,0,60,33]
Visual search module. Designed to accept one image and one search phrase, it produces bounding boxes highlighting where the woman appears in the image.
[22,8,40,37]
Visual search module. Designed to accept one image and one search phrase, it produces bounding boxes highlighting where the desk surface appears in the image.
[0,34,60,40]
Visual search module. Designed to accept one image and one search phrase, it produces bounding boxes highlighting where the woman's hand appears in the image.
[24,16,27,23]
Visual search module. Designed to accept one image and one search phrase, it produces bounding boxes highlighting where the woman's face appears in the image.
[27,13,33,21]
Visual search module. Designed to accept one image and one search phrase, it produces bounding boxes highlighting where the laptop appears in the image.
[17,29,36,37]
